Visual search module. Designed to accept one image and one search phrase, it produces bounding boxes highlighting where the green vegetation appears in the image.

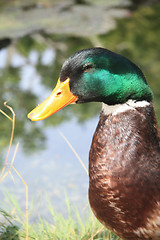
[0,194,120,240]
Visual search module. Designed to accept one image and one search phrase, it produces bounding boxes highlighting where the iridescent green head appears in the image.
[60,47,153,105]
[28,48,153,121]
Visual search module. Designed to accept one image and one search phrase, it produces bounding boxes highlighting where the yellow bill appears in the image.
[27,78,78,121]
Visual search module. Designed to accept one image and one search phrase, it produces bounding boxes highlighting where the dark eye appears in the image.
[56,91,62,96]
[83,63,94,72]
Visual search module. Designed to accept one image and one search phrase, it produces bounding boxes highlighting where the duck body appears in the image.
[89,101,160,239]
[28,48,160,239]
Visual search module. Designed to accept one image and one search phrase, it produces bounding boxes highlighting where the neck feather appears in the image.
[102,99,150,116]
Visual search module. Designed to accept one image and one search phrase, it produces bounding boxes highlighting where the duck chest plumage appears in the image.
[89,102,160,239]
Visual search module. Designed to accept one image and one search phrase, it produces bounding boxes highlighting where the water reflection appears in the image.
[0,35,100,220]
[1,118,98,220]
[0,2,160,220]
[0,35,99,157]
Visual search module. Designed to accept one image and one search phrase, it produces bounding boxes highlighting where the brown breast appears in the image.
[89,104,160,239]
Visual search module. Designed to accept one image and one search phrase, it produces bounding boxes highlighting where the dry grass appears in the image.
[0,102,29,240]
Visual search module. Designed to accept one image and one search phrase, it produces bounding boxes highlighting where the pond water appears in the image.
[1,116,99,221]
[0,45,101,221]
[0,1,160,223]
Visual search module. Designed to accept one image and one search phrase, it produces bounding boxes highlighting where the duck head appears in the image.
[28,48,153,121]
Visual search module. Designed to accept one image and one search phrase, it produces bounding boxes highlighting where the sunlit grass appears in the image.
[0,192,120,240]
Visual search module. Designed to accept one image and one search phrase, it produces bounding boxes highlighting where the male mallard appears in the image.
[28,48,160,240]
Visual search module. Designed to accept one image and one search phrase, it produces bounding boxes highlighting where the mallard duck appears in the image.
[28,48,160,240]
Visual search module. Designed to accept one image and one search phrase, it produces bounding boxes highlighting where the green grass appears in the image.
[0,193,120,240]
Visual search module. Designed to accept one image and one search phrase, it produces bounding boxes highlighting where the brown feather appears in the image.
[89,103,160,239]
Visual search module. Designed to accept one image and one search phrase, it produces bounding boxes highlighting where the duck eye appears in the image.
[83,63,94,72]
